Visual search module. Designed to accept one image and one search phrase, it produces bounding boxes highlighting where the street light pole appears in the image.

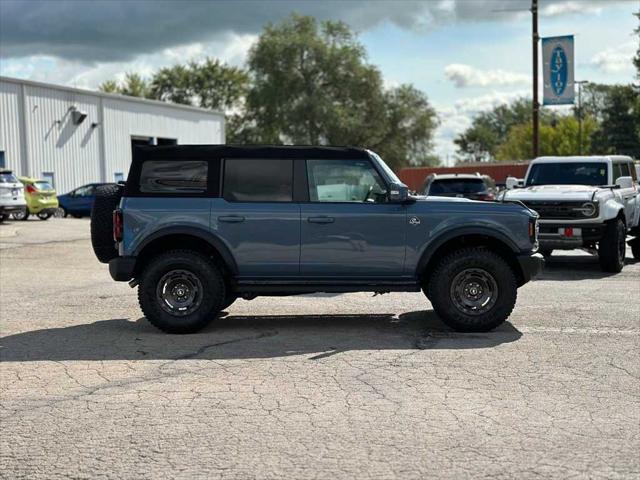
[575,81,589,155]
[532,0,539,159]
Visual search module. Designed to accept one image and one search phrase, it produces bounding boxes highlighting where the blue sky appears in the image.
[0,0,637,163]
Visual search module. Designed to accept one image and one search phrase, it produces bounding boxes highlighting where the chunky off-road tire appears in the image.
[90,183,123,263]
[138,249,226,334]
[37,211,52,220]
[598,218,625,273]
[630,237,640,260]
[221,293,237,311]
[426,247,518,332]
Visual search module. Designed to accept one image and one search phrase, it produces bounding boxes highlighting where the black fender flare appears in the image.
[415,226,521,276]
[133,226,238,275]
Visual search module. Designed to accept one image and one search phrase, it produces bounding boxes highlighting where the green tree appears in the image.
[150,59,249,111]
[496,115,598,161]
[454,99,555,162]
[589,85,640,158]
[98,73,150,98]
[98,79,119,94]
[240,14,438,169]
[375,84,439,167]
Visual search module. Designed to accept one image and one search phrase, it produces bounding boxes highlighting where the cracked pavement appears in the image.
[1,218,639,479]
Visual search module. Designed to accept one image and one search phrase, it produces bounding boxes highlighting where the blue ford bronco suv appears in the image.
[91,145,542,334]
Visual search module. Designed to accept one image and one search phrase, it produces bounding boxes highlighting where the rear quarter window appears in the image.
[139,161,208,194]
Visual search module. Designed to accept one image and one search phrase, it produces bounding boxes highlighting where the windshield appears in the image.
[34,181,54,191]
[428,179,486,195]
[526,162,608,187]
[368,151,401,184]
[0,173,19,184]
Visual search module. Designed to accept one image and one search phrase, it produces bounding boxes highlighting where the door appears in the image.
[300,158,406,277]
[613,161,636,226]
[213,158,300,277]
[66,185,94,213]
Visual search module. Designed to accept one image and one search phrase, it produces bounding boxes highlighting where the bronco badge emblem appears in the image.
[409,217,420,226]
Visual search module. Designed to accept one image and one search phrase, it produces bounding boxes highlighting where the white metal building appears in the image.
[0,76,225,194]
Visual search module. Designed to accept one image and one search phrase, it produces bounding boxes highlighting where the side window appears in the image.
[139,160,208,194]
[223,159,293,202]
[75,186,91,197]
[306,159,388,203]
[629,162,638,182]
[612,163,622,182]
[618,162,630,179]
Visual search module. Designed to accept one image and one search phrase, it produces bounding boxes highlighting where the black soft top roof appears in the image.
[133,144,371,162]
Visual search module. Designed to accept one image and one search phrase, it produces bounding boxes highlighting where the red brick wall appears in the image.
[398,163,530,191]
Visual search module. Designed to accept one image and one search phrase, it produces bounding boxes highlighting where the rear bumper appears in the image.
[517,252,544,284]
[0,204,26,214]
[109,256,136,281]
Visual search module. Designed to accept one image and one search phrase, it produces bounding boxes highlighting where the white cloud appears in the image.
[444,64,530,88]
[590,41,637,73]
[433,90,529,164]
[0,33,258,91]
[541,1,603,16]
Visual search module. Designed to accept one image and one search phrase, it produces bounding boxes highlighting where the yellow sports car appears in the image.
[12,177,59,220]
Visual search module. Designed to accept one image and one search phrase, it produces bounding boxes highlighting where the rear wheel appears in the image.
[598,219,625,273]
[426,247,518,332]
[138,250,226,334]
[12,208,29,221]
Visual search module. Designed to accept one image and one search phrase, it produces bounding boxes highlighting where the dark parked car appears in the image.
[58,183,111,218]
[90,145,542,334]
[422,173,496,201]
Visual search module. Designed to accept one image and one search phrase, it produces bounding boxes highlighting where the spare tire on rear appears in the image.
[91,183,123,263]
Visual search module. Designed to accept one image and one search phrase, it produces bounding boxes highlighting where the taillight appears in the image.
[26,185,37,194]
[113,209,123,242]
[529,217,539,245]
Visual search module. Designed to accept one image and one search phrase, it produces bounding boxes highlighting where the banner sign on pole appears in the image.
[542,35,574,105]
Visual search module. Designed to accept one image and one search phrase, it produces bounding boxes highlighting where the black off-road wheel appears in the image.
[220,293,237,311]
[138,249,226,334]
[598,218,625,273]
[37,211,52,220]
[426,247,518,332]
[90,183,123,263]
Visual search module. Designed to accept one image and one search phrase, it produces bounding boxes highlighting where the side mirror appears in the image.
[388,182,409,203]
[615,176,633,189]
[506,176,523,190]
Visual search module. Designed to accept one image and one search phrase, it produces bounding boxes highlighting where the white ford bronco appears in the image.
[501,156,639,272]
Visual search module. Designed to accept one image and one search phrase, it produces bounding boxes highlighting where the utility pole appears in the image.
[532,0,539,159]
[575,80,589,155]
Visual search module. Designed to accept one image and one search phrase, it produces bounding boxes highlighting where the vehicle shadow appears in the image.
[537,252,637,281]
[0,311,522,362]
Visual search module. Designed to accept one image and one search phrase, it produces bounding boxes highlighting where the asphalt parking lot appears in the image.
[1,218,638,479]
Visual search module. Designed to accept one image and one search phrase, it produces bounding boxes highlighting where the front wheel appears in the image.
[598,219,625,273]
[426,247,518,332]
[138,249,226,334]
[37,211,52,220]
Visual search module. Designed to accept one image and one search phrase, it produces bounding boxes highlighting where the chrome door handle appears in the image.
[218,215,245,223]
[308,216,334,224]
